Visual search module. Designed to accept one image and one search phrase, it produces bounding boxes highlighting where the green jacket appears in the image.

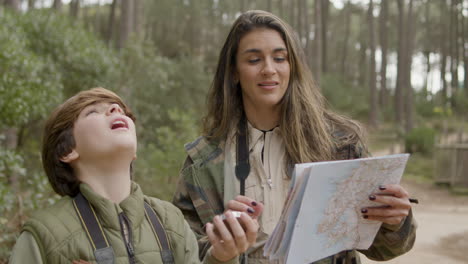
[10,182,236,264]
[173,136,416,263]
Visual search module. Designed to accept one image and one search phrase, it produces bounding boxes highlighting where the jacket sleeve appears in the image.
[359,210,416,260]
[9,231,44,264]
[173,156,212,259]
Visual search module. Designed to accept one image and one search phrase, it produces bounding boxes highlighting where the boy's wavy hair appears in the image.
[42,87,135,197]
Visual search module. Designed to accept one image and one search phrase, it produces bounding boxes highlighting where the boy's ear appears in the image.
[60,150,79,163]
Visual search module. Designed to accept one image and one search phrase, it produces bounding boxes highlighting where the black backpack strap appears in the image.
[73,193,115,264]
[144,202,175,264]
[235,115,250,195]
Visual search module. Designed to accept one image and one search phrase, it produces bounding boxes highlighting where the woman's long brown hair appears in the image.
[203,10,365,165]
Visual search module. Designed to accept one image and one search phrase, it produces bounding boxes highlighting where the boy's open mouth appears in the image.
[111,118,128,130]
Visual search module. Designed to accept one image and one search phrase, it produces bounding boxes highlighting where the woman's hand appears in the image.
[206,210,259,262]
[361,184,412,226]
[226,195,264,219]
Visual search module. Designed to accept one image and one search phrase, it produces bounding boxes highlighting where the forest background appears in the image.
[0,0,467,262]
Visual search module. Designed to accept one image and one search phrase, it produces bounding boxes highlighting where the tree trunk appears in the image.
[358,14,368,89]
[305,0,313,67]
[449,0,459,100]
[4,128,18,150]
[291,0,298,30]
[69,0,80,18]
[454,0,462,95]
[3,128,20,190]
[240,0,246,12]
[340,0,351,77]
[321,0,329,73]
[133,0,141,37]
[423,51,431,96]
[440,0,448,102]
[278,0,284,17]
[118,0,134,50]
[267,0,272,12]
[422,0,431,96]
[379,0,389,107]
[28,0,36,10]
[4,0,20,11]
[52,0,62,10]
[187,0,198,54]
[313,0,322,85]
[395,0,405,128]
[94,0,102,34]
[368,0,378,128]
[404,0,415,133]
[303,0,310,52]
[106,0,118,47]
[297,0,304,43]
[463,0,468,96]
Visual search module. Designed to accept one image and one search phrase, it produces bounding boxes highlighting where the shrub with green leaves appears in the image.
[404,127,436,155]
[0,10,63,127]
[321,73,369,120]
[19,10,118,97]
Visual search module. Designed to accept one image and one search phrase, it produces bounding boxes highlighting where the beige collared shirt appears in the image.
[224,123,291,262]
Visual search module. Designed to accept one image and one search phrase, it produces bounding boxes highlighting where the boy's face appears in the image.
[68,102,137,162]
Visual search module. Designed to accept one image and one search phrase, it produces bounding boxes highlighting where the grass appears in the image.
[404,153,434,184]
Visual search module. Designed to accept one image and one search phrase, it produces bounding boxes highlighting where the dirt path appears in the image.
[360,172,468,263]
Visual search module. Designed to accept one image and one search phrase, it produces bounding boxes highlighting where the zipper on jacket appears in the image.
[119,212,137,264]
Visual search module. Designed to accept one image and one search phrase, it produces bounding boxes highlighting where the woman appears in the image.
[173,10,416,264]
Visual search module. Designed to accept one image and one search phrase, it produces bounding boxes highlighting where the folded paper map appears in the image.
[263,154,410,264]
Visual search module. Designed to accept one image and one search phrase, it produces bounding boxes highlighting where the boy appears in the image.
[10,88,258,263]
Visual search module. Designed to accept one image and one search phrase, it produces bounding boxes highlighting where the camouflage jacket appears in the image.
[173,136,416,264]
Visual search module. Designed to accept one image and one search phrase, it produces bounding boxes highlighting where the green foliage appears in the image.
[116,40,210,143]
[452,89,468,116]
[404,153,434,183]
[0,10,62,128]
[0,148,59,260]
[134,109,199,200]
[20,10,118,97]
[404,127,436,155]
[0,9,119,128]
[321,73,369,120]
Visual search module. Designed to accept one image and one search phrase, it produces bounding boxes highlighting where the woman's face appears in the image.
[235,28,290,111]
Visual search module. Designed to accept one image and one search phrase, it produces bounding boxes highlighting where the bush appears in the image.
[20,10,118,97]
[0,148,59,261]
[404,127,436,155]
[0,10,63,128]
[321,74,369,120]
[134,109,199,200]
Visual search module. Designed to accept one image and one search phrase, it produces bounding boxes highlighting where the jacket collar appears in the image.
[79,181,145,231]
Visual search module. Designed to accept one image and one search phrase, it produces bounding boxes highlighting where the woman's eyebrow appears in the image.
[242,48,261,54]
[242,47,287,54]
